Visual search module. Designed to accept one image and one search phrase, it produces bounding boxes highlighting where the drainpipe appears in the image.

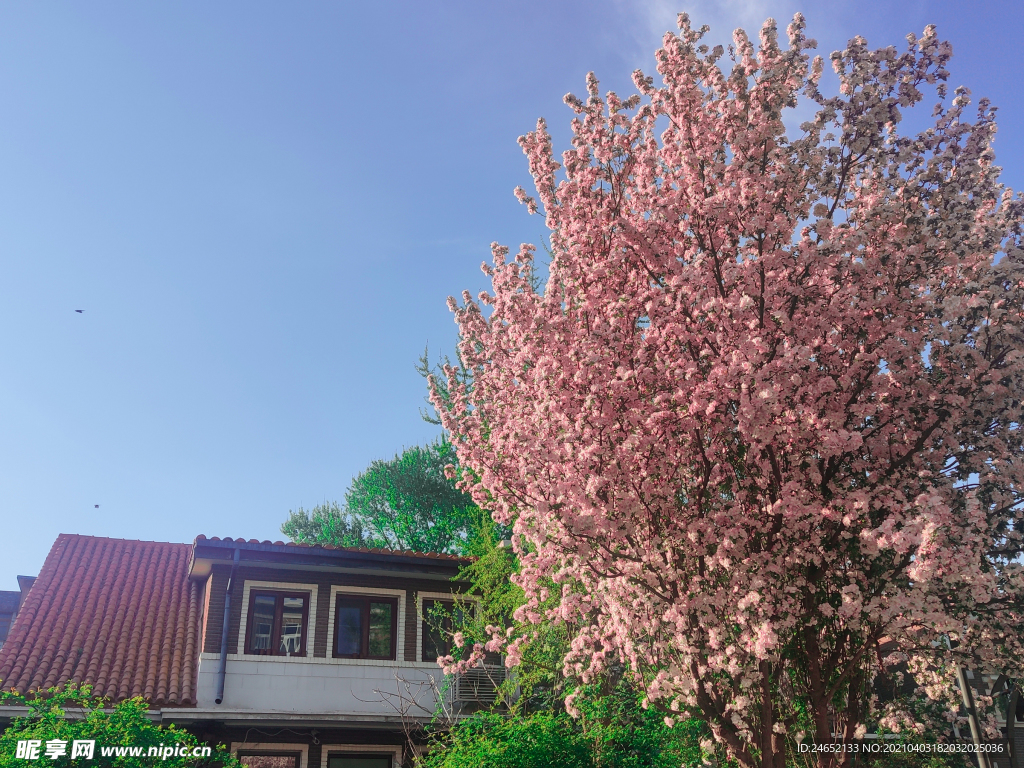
[214,549,240,705]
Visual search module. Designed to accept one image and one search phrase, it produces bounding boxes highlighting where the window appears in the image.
[238,754,301,768]
[326,754,392,768]
[421,599,469,662]
[332,595,397,660]
[244,591,309,656]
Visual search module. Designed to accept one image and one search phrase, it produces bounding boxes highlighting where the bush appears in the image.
[0,686,236,768]
[421,712,590,768]
[421,684,705,768]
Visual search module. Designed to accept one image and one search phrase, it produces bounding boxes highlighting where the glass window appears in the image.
[250,595,276,652]
[280,597,305,655]
[239,754,300,768]
[326,755,392,768]
[335,600,362,656]
[244,591,309,656]
[421,599,469,662]
[332,595,397,660]
[368,602,393,657]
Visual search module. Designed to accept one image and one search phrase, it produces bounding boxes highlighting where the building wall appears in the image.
[194,564,465,716]
[194,653,446,715]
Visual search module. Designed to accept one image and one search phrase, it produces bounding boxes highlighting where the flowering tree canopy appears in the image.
[434,13,1024,768]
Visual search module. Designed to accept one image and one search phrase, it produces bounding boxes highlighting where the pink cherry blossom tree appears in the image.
[434,14,1024,768]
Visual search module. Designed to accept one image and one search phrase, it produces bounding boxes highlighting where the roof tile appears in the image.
[0,534,198,706]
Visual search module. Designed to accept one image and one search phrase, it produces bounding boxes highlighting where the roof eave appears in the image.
[188,536,472,581]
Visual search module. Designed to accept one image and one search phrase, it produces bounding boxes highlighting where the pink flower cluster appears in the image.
[434,13,1024,768]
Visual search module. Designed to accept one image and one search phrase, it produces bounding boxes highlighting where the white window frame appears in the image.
[231,742,309,768]
[237,580,319,658]
[327,585,406,664]
[321,744,402,768]
[415,591,481,664]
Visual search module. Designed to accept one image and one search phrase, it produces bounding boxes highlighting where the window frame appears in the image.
[331,594,399,660]
[243,590,310,657]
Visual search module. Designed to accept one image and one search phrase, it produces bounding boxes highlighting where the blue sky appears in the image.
[1,0,1021,588]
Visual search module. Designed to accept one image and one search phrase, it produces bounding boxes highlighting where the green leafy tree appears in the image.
[0,685,237,768]
[344,440,475,553]
[280,501,370,548]
[282,441,477,554]
[455,511,517,628]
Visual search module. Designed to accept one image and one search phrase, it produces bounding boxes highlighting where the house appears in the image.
[0,576,35,650]
[0,533,485,768]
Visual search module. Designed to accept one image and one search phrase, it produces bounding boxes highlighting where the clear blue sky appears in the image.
[1,0,1021,588]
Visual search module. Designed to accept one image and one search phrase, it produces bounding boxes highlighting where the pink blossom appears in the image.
[434,13,1024,768]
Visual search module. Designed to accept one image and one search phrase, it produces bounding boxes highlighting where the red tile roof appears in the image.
[0,534,199,706]
[195,534,472,562]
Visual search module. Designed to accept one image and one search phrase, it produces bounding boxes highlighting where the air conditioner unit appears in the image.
[454,666,506,704]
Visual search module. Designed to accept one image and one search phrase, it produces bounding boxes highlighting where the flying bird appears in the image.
[75,310,84,313]
[94,504,99,508]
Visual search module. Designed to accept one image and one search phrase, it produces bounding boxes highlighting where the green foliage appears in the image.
[421,712,589,768]
[344,440,475,554]
[415,345,474,427]
[421,685,706,768]
[280,501,369,548]
[0,686,237,768]
[451,518,598,713]
[573,684,706,768]
[281,441,478,554]
[455,510,517,625]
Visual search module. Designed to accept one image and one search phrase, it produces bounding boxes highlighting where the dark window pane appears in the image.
[423,628,444,662]
[279,597,305,655]
[240,755,299,768]
[336,602,362,656]
[327,756,391,768]
[250,595,276,652]
[368,602,393,658]
[422,600,455,662]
